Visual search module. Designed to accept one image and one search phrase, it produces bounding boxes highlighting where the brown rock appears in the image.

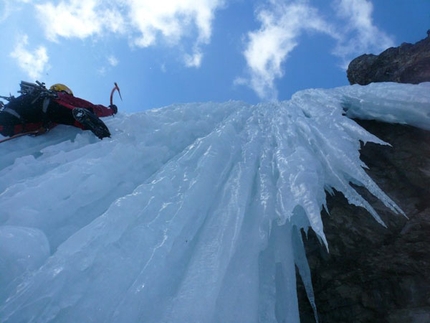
[299,121,430,323]
[347,32,430,85]
[299,31,430,322]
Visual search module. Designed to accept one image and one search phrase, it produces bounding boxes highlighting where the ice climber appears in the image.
[0,81,118,140]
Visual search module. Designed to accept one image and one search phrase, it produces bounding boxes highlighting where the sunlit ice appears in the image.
[1,82,429,323]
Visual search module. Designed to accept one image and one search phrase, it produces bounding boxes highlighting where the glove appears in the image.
[109,104,118,114]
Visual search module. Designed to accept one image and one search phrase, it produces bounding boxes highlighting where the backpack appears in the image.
[0,81,55,124]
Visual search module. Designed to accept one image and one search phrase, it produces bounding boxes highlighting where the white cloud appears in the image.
[98,55,119,75]
[184,51,203,68]
[125,0,222,45]
[10,35,50,80]
[239,0,336,101]
[239,0,394,101]
[0,2,11,22]
[35,0,125,41]
[332,0,394,64]
[108,55,119,67]
[122,0,226,67]
[34,0,225,68]
[0,0,31,22]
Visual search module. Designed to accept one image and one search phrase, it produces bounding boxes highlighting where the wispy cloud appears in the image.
[98,55,119,76]
[34,0,225,68]
[238,0,336,101]
[0,2,11,23]
[35,0,125,41]
[107,55,119,67]
[239,0,394,101]
[10,35,50,80]
[0,0,31,23]
[331,0,394,65]
[125,0,226,67]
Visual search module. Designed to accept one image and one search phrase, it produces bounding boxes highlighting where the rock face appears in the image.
[347,32,430,85]
[299,121,430,323]
[299,32,430,322]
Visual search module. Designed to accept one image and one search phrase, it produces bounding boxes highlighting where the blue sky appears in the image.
[0,0,429,113]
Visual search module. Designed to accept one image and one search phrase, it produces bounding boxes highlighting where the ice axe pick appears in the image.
[110,82,122,106]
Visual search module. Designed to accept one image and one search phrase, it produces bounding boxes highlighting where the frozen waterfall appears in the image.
[1,82,429,323]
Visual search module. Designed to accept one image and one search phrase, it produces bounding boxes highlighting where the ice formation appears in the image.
[0,82,429,323]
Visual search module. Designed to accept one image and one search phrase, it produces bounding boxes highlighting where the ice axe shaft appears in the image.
[110,82,122,106]
[0,128,43,144]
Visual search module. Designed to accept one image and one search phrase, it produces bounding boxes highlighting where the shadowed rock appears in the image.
[347,31,430,85]
[300,32,430,323]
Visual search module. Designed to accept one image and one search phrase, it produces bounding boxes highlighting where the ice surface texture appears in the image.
[1,83,429,323]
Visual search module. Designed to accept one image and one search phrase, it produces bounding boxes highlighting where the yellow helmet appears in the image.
[50,83,73,96]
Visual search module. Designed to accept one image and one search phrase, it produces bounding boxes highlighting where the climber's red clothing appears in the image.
[51,92,115,129]
[54,92,115,118]
[0,91,115,137]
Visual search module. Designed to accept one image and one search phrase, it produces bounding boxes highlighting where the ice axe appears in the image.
[110,82,122,106]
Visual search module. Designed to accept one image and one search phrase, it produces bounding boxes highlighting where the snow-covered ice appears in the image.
[1,82,429,323]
